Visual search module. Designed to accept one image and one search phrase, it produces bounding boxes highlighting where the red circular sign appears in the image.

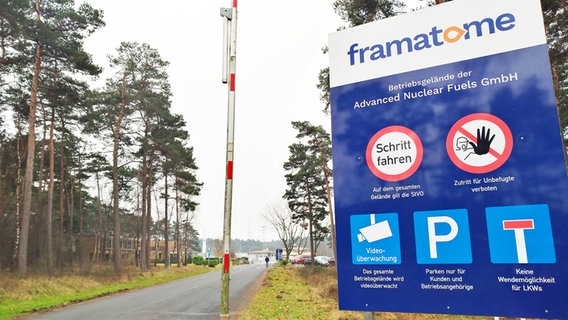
[446,113,513,174]
[366,126,423,181]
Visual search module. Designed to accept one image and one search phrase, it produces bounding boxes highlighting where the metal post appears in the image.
[220,1,238,318]
[363,215,375,320]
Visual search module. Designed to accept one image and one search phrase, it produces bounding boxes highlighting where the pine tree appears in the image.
[542,0,568,148]
[15,0,103,277]
[318,0,406,113]
[283,122,330,263]
[290,121,336,259]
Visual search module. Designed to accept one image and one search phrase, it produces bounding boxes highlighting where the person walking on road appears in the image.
[265,256,269,267]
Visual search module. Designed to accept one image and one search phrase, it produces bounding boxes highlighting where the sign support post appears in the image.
[219,1,238,318]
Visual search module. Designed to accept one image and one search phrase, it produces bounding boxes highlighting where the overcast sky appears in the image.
[81,0,346,241]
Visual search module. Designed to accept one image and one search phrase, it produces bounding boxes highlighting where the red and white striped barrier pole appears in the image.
[220,1,237,317]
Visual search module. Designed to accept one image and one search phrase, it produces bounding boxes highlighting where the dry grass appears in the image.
[0,264,212,319]
[239,265,515,320]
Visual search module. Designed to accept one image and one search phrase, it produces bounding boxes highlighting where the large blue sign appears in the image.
[329,1,568,318]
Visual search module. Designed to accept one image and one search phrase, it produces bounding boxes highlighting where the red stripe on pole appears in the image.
[227,161,233,179]
[503,219,534,230]
[233,0,237,8]
[230,73,235,92]
[223,253,230,273]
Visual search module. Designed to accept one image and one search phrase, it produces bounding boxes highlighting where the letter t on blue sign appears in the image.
[486,204,556,264]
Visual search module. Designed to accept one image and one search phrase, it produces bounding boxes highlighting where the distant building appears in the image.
[247,249,274,264]
[148,240,177,263]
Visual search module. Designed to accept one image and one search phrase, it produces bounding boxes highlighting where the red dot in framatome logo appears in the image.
[366,126,423,182]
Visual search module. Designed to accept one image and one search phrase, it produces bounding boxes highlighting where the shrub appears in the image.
[192,256,204,265]
[234,257,249,265]
[207,258,220,266]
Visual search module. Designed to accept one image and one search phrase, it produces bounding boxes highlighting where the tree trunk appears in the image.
[37,105,46,268]
[111,79,127,275]
[58,118,65,271]
[315,138,337,260]
[175,179,181,267]
[94,170,102,263]
[322,169,336,258]
[164,172,169,269]
[46,105,55,275]
[0,141,3,267]
[69,168,75,269]
[145,151,155,269]
[17,35,42,277]
[12,115,23,270]
[78,152,83,235]
[139,148,148,271]
[77,152,83,267]
[306,181,315,263]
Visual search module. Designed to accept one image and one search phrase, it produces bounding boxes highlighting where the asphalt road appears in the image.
[30,263,270,320]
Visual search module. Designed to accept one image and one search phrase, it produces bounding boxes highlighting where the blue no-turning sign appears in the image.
[486,204,556,264]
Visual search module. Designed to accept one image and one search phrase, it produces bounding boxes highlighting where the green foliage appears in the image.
[283,121,332,258]
[542,0,568,150]
[190,256,219,267]
[234,257,249,265]
[207,259,218,268]
[0,0,107,276]
[278,259,290,266]
[332,0,406,27]
[192,256,204,265]
[316,66,331,113]
[0,34,202,273]
[315,1,407,111]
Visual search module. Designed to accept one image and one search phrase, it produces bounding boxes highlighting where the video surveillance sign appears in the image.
[328,0,568,318]
[351,213,401,265]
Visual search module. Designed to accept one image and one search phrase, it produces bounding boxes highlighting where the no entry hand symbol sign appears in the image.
[446,113,513,174]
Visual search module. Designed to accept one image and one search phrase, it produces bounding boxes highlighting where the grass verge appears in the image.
[0,265,213,320]
[238,266,509,320]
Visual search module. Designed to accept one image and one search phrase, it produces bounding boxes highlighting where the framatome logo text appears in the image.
[347,13,516,65]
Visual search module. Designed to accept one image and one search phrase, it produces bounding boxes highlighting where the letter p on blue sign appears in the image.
[414,209,472,264]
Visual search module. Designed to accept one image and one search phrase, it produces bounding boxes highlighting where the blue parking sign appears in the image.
[414,209,472,264]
